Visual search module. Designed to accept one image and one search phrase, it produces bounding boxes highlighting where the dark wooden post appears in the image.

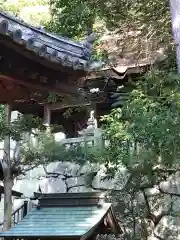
[23,201,28,217]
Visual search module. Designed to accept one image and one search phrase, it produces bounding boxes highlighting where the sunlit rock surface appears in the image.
[154,216,180,240]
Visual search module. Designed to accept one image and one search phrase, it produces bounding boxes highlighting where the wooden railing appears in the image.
[12,201,28,225]
[60,134,109,149]
[62,136,99,146]
[0,200,28,230]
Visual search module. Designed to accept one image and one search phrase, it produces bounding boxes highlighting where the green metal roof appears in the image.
[0,203,111,237]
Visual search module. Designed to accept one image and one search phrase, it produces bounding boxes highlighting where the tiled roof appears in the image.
[0,12,95,70]
[0,204,111,237]
[37,192,105,207]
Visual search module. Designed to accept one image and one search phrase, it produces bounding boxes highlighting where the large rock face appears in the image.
[145,172,180,239]
[0,160,102,225]
[1,166,180,239]
[154,216,180,240]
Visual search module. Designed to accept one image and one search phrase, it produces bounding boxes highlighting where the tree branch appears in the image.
[152,166,180,174]
[42,165,86,179]
[13,141,21,163]
[142,189,151,216]
[67,184,85,192]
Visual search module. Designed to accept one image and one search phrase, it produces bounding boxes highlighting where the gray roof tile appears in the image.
[0,12,95,71]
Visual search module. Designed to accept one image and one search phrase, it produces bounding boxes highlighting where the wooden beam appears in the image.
[107,208,123,235]
[47,102,90,111]
[0,75,78,96]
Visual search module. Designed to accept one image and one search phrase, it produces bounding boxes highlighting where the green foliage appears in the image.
[1,0,50,26]
[0,113,46,142]
[62,105,88,118]
[101,54,180,183]
[1,0,171,41]
[99,55,180,239]
[48,0,171,43]
[48,0,170,37]
[0,105,4,124]
[47,0,97,38]
[45,0,172,66]
[10,128,103,178]
[99,0,171,37]
[0,111,62,178]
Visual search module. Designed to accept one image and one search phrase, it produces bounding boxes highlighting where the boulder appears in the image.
[154,216,180,240]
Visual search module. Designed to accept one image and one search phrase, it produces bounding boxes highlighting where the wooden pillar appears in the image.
[93,103,98,128]
[43,105,51,126]
[23,201,28,217]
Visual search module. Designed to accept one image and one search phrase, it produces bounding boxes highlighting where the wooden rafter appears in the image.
[0,75,74,97]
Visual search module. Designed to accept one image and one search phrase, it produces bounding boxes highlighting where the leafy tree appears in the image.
[1,0,172,42]
[0,0,51,26]
[47,0,96,38]
[0,104,102,230]
[46,0,173,67]
[99,0,171,37]
[1,106,49,230]
[48,0,171,43]
[97,54,180,238]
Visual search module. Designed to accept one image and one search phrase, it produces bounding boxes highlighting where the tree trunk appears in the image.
[2,104,12,231]
[3,175,13,230]
[169,0,180,72]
